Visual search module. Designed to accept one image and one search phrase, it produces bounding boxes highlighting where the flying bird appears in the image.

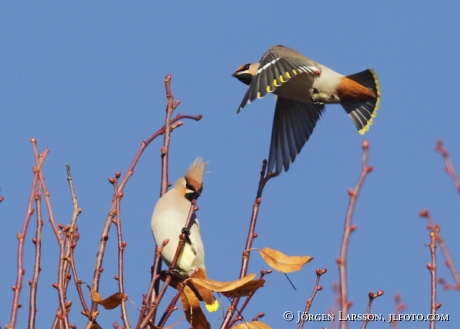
[232,45,380,173]
[151,158,218,312]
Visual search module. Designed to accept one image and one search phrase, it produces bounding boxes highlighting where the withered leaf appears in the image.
[259,247,312,273]
[232,321,272,329]
[222,279,265,298]
[90,288,125,310]
[190,273,256,292]
[179,284,210,329]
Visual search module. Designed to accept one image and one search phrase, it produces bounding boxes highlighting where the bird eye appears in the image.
[243,64,251,71]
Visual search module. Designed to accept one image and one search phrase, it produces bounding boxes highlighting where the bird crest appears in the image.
[185,158,206,191]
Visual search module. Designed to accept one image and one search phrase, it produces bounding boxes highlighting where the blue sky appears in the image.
[1,1,460,328]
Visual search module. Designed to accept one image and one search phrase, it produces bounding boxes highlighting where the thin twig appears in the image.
[36,158,70,329]
[69,232,92,320]
[297,269,327,329]
[51,164,84,327]
[360,290,383,329]
[160,74,180,197]
[220,160,279,329]
[337,139,373,329]
[390,293,405,329]
[7,139,47,329]
[228,270,272,328]
[113,179,131,328]
[427,226,439,329]
[136,244,166,328]
[140,202,197,328]
[435,139,460,194]
[154,74,181,322]
[28,180,43,329]
[419,209,460,290]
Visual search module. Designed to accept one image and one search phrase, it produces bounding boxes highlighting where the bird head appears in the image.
[232,63,259,85]
[175,158,206,201]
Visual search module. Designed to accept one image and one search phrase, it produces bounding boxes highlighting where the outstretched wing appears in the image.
[268,96,325,173]
[237,45,321,112]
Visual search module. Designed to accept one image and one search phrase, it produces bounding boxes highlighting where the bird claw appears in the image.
[181,227,191,235]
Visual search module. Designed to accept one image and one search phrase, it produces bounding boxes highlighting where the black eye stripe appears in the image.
[185,183,195,191]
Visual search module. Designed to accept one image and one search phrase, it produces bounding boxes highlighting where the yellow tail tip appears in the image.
[205,299,219,312]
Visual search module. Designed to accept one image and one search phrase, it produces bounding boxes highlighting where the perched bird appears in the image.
[232,45,380,173]
[151,158,218,312]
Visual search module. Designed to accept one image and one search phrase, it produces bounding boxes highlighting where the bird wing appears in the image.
[237,45,321,112]
[268,96,325,173]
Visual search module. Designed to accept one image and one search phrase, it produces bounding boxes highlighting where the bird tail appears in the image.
[341,69,381,134]
[193,268,219,312]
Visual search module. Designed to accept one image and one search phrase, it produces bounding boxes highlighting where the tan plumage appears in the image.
[151,158,218,312]
[232,45,380,173]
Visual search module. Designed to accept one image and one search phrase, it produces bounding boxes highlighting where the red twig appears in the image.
[427,227,440,329]
[228,270,272,328]
[336,139,373,329]
[153,74,182,322]
[390,293,406,329]
[35,152,69,329]
[360,290,384,329]
[112,178,131,328]
[435,139,460,194]
[220,160,279,329]
[69,234,92,320]
[297,269,327,329]
[8,139,48,329]
[160,74,180,197]
[140,202,198,328]
[51,164,84,327]
[136,243,166,329]
[62,163,82,281]
[28,177,43,328]
[419,209,460,290]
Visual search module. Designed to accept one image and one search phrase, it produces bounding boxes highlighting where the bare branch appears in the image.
[36,157,70,329]
[337,139,373,329]
[220,160,279,329]
[420,209,460,290]
[136,243,166,328]
[390,293,406,329]
[28,180,43,328]
[297,269,327,329]
[112,179,131,328]
[228,269,273,328]
[427,227,440,329]
[435,139,460,194]
[68,233,92,320]
[8,139,48,329]
[360,290,383,329]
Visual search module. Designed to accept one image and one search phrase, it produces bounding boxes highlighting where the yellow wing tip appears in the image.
[359,68,381,133]
[205,299,219,312]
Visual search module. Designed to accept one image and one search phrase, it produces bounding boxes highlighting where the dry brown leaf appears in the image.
[232,321,272,329]
[222,279,265,298]
[259,247,312,273]
[90,288,125,310]
[179,284,210,329]
[190,273,256,292]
